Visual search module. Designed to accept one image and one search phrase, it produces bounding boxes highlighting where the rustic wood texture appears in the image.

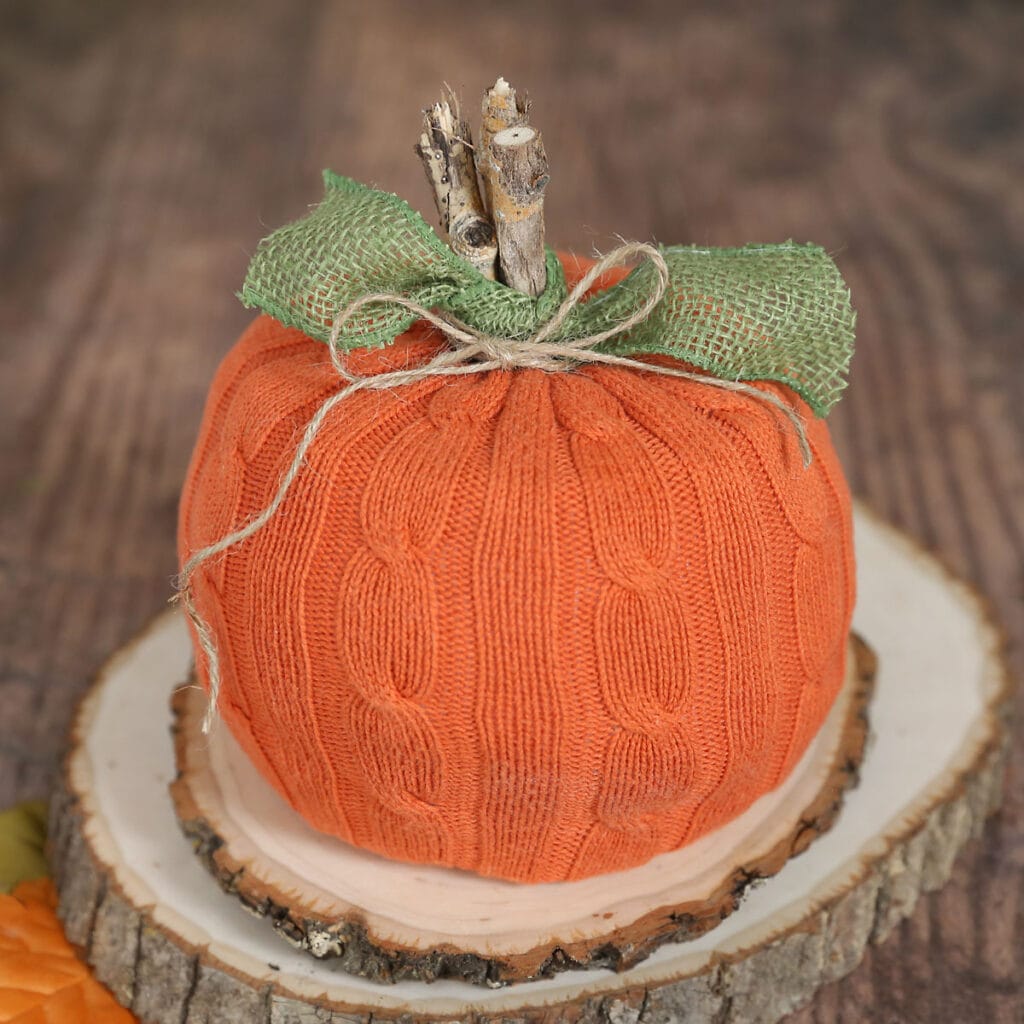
[47,712,1009,1024]
[478,78,549,294]
[487,123,550,295]
[414,97,498,278]
[42,596,1013,1022]
[1,1,1021,1020]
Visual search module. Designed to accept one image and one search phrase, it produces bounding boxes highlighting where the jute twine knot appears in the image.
[175,242,811,733]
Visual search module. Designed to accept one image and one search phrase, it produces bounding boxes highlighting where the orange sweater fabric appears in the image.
[178,254,856,884]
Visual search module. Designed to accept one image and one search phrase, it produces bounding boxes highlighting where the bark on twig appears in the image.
[486,123,550,296]
[478,77,530,214]
[415,78,548,296]
[414,95,497,278]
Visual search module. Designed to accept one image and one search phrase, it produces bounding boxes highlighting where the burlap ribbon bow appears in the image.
[241,170,855,417]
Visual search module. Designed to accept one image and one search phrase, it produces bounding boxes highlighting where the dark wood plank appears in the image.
[1,0,1021,1020]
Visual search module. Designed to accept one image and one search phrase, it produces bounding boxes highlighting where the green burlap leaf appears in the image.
[582,244,856,415]
[241,172,855,416]
[240,171,570,348]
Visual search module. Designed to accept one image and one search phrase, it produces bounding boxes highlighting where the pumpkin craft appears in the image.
[177,81,855,886]
[40,78,1011,1022]
[178,246,855,884]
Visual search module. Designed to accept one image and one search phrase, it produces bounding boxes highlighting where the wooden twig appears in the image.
[477,76,529,215]
[414,94,497,278]
[476,78,548,296]
[484,119,550,297]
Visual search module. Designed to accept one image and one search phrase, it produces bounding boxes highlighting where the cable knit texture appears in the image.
[178,253,856,884]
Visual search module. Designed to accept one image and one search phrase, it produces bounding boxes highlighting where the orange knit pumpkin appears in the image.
[178,254,855,884]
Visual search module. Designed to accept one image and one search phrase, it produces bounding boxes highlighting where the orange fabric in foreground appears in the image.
[178,253,856,883]
[0,879,136,1023]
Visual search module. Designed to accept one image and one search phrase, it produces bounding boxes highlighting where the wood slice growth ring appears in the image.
[49,505,1012,1024]
[167,638,873,986]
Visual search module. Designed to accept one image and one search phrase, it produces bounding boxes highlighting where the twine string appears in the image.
[175,242,810,733]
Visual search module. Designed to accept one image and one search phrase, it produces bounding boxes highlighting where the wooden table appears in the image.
[2,1,1021,1020]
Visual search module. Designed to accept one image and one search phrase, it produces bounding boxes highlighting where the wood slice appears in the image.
[167,637,873,986]
[49,505,1012,1024]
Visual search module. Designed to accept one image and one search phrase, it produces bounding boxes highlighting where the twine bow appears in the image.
[178,173,857,732]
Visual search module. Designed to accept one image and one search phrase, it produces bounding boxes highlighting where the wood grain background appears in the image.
[1,1,1021,1020]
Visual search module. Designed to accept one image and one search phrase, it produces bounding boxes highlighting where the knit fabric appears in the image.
[178,254,856,884]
